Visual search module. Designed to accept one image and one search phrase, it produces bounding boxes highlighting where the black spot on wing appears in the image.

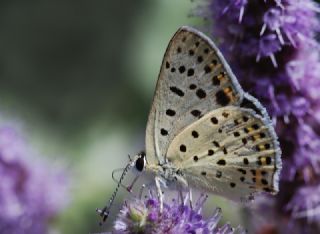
[217,159,226,165]
[211,117,218,124]
[191,110,202,118]
[223,147,228,154]
[213,141,220,147]
[160,128,168,136]
[187,68,194,77]
[252,124,259,130]
[191,131,199,138]
[238,168,246,174]
[204,65,212,74]
[233,131,240,137]
[212,76,220,86]
[243,158,249,165]
[196,89,206,99]
[179,66,186,73]
[240,97,263,116]
[216,90,230,106]
[212,59,218,65]
[222,112,229,118]
[189,84,197,90]
[180,144,187,152]
[260,132,266,138]
[170,86,184,97]
[242,138,248,145]
[166,109,176,116]
[266,156,272,164]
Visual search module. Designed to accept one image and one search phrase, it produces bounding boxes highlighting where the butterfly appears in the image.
[98,26,282,221]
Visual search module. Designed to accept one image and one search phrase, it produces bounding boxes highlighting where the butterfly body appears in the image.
[145,162,189,189]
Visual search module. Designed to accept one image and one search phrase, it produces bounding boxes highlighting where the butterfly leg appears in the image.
[138,182,154,199]
[178,190,184,204]
[188,188,193,209]
[139,184,146,199]
[155,176,164,213]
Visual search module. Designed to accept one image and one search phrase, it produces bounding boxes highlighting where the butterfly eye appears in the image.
[135,153,146,172]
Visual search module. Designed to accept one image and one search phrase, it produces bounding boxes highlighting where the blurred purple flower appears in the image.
[286,184,320,221]
[197,0,320,232]
[110,191,245,234]
[0,125,69,234]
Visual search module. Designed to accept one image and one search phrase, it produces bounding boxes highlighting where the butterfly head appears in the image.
[133,151,146,173]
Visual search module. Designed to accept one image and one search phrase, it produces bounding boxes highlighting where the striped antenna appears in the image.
[96,160,133,225]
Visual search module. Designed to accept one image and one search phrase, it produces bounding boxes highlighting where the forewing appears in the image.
[145,26,244,164]
[166,104,281,201]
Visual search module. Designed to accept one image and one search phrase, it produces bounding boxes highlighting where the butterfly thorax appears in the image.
[145,161,189,189]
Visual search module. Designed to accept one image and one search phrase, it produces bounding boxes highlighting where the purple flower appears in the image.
[198,0,320,232]
[286,184,320,222]
[0,125,69,234]
[108,191,245,234]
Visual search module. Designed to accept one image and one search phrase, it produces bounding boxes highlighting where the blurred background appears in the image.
[0,0,244,233]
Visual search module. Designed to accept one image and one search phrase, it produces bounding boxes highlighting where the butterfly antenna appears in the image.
[111,168,133,192]
[96,161,132,225]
